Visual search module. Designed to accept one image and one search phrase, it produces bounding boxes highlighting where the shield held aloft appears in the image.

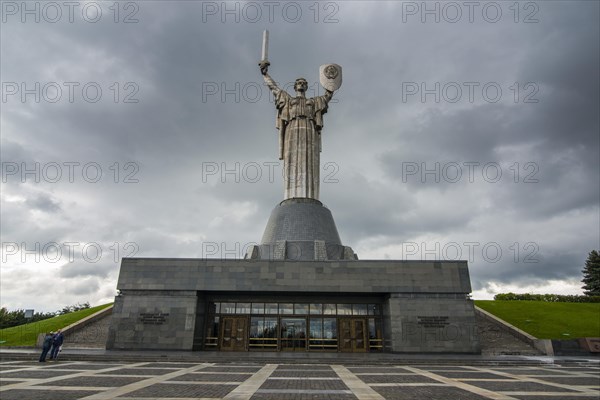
[319,64,342,91]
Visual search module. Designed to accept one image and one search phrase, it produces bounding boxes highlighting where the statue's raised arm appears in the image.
[259,63,281,97]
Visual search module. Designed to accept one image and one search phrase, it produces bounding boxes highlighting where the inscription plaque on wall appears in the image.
[140,312,169,325]
[417,316,450,328]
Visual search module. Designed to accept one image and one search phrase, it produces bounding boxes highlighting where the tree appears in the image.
[582,250,600,296]
[0,307,56,329]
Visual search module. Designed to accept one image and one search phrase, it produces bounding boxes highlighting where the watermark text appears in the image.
[401,162,539,184]
[2,241,139,264]
[1,1,140,23]
[2,162,140,184]
[2,82,140,104]
[201,1,339,24]
[400,1,539,24]
[201,161,339,184]
[402,82,539,104]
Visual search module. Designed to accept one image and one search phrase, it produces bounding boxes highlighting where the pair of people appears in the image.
[38,329,64,362]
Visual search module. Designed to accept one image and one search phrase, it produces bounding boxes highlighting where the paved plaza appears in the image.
[1,358,599,400]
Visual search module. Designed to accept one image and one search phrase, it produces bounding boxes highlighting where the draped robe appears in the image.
[265,76,332,200]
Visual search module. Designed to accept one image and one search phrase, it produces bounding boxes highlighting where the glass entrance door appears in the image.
[220,316,248,351]
[280,318,307,351]
[339,318,368,352]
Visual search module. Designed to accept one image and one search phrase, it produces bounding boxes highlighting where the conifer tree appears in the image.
[582,250,600,296]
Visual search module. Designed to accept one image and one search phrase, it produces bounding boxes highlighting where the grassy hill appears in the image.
[0,303,112,347]
[475,300,600,339]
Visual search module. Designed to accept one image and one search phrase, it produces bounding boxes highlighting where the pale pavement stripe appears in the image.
[463,365,600,394]
[0,361,85,374]
[222,363,277,400]
[268,377,341,380]
[13,385,116,391]
[160,381,240,385]
[115,398,221,400]
[501,392,600,397]
[258,389,353,394]
[78,363,214,400]
[0,361,151,392]
[368,383,448,387]
[353,372,420,376]
[331,364,385,400]
[496,366,599,378]
[403,366,520,400]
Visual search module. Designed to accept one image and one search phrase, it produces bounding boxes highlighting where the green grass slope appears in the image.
[475,300,600,339]
[0,303,112,347]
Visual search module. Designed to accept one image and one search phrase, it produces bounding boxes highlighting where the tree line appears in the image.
[493,250,600,302]
[493,293,600,302]
[0,302,90,329]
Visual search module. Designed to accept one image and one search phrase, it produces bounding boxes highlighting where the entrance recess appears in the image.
[339,318,367,352]
[220,317,248,351]
[204,300,383,352]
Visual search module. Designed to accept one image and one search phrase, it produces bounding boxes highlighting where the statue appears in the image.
[259,30,341,201]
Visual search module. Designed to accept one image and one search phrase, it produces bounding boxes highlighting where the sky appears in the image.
[1,1,599,312]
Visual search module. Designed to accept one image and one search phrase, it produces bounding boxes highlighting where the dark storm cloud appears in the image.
[1,1,598,308]
[471,248,589,290]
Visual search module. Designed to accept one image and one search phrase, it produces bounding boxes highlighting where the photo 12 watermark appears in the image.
[1,1,140,23]
[200,1,339,24]
[1,241,140,264]
[195,241,540,263]
[401,161,539,184]
[400,241,540,264]
[201,80,339,104]
[201,161,339,184]
[1,162,140,184]
[1,82,140,104]
[399,1,539,24]
[401,82,539,104]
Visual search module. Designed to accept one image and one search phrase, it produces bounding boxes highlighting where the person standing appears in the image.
[49,329,64,360]
[38,331,53,362]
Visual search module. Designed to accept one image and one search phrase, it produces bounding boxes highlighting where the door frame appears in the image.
[339,318,368,352]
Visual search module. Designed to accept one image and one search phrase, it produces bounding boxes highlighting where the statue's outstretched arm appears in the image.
[263,72,281,96]
[259,61,281,95]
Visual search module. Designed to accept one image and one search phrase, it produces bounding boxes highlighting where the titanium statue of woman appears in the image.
[260,61,335,201]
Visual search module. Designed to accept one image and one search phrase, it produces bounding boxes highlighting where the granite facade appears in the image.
[107,258,480,353]
[107,290,197,350]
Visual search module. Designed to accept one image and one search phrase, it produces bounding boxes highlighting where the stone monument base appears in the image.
[246,198,357,261]
[107,258,480,353]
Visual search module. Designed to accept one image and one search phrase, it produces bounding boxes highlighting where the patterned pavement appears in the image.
[0,359,599,400]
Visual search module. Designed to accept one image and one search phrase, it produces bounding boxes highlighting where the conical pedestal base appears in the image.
[245,198,357,261]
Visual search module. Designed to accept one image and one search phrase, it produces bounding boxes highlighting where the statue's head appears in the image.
[294,78,308,93]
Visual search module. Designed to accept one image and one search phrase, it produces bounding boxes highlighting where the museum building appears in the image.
[107,197,480,353]
[106,59,480,354]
